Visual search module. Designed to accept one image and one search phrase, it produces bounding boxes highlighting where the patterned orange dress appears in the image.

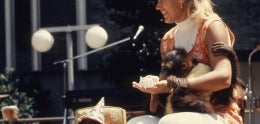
[160,17,243,124]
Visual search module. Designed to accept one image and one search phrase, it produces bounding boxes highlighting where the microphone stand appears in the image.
[53,37,132,124]
[247,46,260,124]
[53,25,143,124]
[62,62,68,124]
[54,37,132,65]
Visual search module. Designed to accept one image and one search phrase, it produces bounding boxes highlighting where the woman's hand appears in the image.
[132,80,171,94]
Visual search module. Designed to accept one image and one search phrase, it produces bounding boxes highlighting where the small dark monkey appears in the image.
[159,42,242,114]
[160,48,213,113]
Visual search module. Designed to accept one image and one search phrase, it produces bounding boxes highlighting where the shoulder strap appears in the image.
[201,17,235,46]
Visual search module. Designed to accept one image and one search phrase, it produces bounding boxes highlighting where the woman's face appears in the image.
[155,0,187,23]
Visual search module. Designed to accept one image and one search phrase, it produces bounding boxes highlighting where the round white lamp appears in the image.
[31,29,54,52]
[85,26,108,49]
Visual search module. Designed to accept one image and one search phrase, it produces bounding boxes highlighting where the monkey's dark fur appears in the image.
[210,42,240,107]
[160,48,214,113]
[159,43,240,114]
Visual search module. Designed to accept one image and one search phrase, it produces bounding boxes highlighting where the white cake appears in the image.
[139,75,159,89]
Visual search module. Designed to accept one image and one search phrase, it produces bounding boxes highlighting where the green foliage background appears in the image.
[0,68,37,118]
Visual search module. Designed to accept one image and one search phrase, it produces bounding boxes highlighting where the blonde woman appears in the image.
[132,0,243,123]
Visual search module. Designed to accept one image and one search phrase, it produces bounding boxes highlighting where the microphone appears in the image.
[133,25,144,40]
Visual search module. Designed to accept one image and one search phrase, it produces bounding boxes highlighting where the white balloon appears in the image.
[31,29,54,52]
[85,26,108,49]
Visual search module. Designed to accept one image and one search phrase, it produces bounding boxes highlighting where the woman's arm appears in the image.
[187,21,232,92]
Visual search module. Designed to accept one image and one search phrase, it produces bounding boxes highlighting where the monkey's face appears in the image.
[160,61,173,79]
[160,60,189,79]
[159,49,193,79]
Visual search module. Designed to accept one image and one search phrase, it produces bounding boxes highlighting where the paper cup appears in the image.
[1,105,19,120]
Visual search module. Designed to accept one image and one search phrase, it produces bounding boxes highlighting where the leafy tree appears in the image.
[0,68,37,118]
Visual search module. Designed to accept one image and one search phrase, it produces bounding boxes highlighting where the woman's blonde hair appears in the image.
[186,0,221,24]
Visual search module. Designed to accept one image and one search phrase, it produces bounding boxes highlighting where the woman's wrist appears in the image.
[166,75,189,88]
[166,75,178,88]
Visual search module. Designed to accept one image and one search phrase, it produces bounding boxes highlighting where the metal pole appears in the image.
[4,0,16,69]
[62,62,68,124]
[66,32,74,91]
[65,32,75,124]
[31,0,42,71]
[0,116,75,123]
[247,48,260,124]
[76,0,88,70]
